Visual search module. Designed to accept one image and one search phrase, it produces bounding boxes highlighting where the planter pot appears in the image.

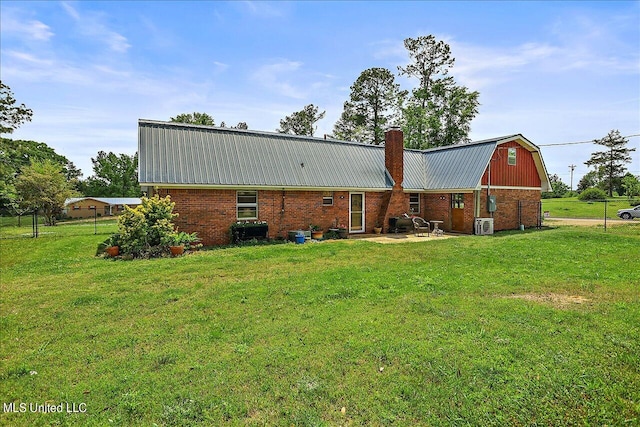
[373,227,382,234]
[311,231,323,240]
[105,246,119,257]
[169,245,185,256]
[338,229,348,239]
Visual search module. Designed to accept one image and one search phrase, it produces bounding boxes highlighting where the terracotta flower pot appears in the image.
[169,245,185,256]
[373,227,382,234]
[311,231,323,240]
[105,246,119,257]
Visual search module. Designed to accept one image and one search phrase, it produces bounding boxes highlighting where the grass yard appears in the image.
[1,222,639,426]
[542,197,637,219]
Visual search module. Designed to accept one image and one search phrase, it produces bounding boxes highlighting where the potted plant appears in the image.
[373,221,382,234]
[310,224,323,240]
[104,234,121,257]
[337,223,348,239]
[164,231,199,256]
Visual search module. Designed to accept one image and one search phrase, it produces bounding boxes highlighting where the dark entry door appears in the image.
[451,193,465,232]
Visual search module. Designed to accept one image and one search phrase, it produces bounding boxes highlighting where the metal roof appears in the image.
[138,120,550,192]
[139,120,392,190]
[422,141,498,190]
[65,197,142,206]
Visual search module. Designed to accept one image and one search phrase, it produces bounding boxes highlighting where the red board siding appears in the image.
[481,141,541,188]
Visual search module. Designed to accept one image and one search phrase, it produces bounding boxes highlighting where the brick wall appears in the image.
[157,188,394,246]
[422,189,541,234]
[478,189,541,231]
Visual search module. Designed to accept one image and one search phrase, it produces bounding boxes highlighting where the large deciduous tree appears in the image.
[0,138,81,214]
[0,81,33,134]
[170,112,215,126]
[542,174,570,199]
[277,104,326,136]
[333,68,406,145]
[584,130,636,197]
[80,151,140,197]
[398,35,479,149]
[15,160,76,226]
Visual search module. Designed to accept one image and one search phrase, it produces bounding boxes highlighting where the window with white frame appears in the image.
[322,191,334,206]
[508,147,517,165]
[237,191,258,219]
[409,193,420,214]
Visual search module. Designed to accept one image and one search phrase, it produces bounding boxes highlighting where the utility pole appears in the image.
[569,164,576,191]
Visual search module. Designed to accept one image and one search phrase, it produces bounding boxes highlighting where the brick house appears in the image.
[138,119,551,245]
[64,197,141,219]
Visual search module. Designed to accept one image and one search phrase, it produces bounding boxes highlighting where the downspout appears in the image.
[487,158,492,219]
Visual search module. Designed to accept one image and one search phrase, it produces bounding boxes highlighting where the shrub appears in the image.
[578,188,607,201]
[107,195,198,259]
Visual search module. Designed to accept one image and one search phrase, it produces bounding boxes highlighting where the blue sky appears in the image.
[2,1,639,186]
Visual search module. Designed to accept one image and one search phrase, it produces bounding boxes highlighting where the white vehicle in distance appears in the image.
[616,205,640,220]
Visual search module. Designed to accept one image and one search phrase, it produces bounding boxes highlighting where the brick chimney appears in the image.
[378,128,408,232]
[385,127,404,188]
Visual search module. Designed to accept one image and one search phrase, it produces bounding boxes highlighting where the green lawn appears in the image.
[542,197,637,219]
[1,222,639,426]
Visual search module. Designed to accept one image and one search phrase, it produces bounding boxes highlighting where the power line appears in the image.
[538,133,640,147]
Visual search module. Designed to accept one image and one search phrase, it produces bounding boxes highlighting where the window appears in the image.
[508,147,517,165]
[409,193,420,214]
[237,191,258,219]
[73,205,80,210]
[451,194,464,209]
[322,191,334,206]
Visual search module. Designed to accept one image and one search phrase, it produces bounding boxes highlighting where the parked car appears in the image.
[616,205,640,220]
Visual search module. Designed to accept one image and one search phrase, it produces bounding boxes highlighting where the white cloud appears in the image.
[251,60,306,99]
[0,9,54,41]
[238,1,288,18]
[61,1,131,53]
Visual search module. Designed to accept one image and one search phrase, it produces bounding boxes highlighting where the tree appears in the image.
[584,130,636,197]
[170,112,215,126]
[15,160,76,226]
[577,170,600,193]
[333,68,406,145]
[621,173,640,199]
[0,138,81,214]
[542,174,570,199]
[277,104,326,136]
[0,81,33,134]
[80,151,139,197]
[398,35,480,149]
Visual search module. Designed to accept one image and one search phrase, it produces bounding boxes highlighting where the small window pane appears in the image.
[237,207,257,219]
[322,191,333,206]
[508,148,517,165]
[237,192,257,204]
[451,194,464,209]
[409,193,420,214]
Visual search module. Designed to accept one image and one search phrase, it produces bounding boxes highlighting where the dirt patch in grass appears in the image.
[507,293,590,308]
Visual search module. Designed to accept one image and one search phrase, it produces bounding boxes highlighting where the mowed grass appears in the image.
[1,222,639,426]
[542,197,637,219]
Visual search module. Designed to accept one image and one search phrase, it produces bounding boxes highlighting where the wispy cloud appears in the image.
[0,9,54,41]
[251,60,306,99]
[238,1,288,19]
[61,1,131,53]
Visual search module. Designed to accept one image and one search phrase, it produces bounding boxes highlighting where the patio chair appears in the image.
[412,217,431,237]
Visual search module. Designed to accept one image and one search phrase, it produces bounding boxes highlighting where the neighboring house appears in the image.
[138,119,551,246]
[64,197,142,219]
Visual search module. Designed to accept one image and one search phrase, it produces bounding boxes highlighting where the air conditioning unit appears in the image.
[475,218,494,235]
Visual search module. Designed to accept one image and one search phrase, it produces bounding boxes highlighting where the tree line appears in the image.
[1,81,140,224]
[544,130,638,200]
[174,35,480,149]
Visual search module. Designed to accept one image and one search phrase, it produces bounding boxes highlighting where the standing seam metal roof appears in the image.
[138,120,546,191]
[139,120,392,189]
